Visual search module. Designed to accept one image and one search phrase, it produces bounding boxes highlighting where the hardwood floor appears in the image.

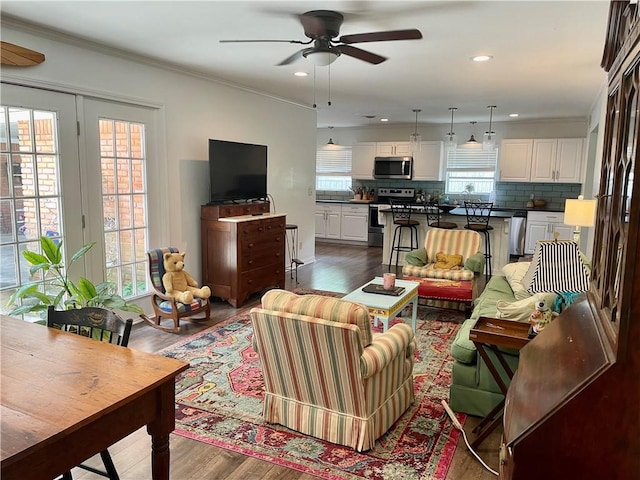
[72,242,500,479]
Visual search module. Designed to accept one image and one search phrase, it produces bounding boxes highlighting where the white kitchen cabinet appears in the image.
[555,138,584,183]
[351,142,376,179]
[315,204,341,239]
[499,139,533,182]
[531,138,584,183]
[376,142,412,156]
[412,141,443,180]
[524,211,574,254]
[340,205,368,241]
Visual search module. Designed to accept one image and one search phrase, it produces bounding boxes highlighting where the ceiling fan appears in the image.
[220,10,422,66]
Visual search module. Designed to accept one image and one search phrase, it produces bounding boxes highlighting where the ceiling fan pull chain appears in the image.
[328,63,332,107]
[313,65,317,108]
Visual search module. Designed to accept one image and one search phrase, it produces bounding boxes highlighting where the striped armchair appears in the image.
[402,228,485,309]
[250,289,416,452]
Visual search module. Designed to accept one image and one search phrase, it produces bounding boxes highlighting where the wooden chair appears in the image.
[47,306,133,480]
[140,246,210,333]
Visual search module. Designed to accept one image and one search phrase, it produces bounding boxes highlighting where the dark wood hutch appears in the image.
[500,2,640,478]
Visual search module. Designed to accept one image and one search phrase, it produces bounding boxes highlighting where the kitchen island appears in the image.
[380,206,515,273]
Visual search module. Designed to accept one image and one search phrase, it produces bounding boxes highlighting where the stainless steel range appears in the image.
[368,188,415,247]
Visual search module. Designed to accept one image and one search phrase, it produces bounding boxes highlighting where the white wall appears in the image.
[1,22,318,285]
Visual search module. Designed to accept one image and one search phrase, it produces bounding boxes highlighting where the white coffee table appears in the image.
[342,277,420,332]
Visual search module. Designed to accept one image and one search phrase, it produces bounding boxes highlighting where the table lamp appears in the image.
[522,236,590,303]
[521,238,590,334]
[564,195,597,243]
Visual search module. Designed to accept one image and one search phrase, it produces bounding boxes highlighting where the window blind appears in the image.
[316,146,352,191]
[445,147,498,194]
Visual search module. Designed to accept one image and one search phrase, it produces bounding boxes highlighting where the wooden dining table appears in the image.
[1,315,189,480]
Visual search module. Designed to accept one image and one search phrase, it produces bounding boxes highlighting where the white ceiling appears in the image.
[1,1,610,128]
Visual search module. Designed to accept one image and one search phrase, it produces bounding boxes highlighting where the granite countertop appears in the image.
[316,199,563,212]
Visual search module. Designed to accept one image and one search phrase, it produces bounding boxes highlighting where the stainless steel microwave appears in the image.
[373,156,413,180]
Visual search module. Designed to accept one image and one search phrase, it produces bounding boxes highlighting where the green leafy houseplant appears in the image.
[8,236,143,317]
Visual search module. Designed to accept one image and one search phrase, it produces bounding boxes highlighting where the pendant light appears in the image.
[445,107,458,151]
[409,109,422,153]
[483,105,497,151]
[463,121,481,148]
[325,126,339,149]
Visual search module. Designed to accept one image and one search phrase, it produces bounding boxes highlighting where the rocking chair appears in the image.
[140,246,210,333]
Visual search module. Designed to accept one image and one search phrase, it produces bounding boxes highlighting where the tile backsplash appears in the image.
[316,180,583,211]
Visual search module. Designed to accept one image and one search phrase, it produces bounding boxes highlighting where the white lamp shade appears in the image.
[564,197,597,227]
[304,50,339,66]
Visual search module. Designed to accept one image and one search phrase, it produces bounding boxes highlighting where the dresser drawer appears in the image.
[239,217,285,236]
[240,231,284,253]
[218,203,269,218]
[240,248,284,272]
[240,264,285,291]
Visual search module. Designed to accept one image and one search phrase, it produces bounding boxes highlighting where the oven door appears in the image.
[368,204,383,247]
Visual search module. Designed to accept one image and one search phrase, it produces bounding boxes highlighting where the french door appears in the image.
[0,83,159,317]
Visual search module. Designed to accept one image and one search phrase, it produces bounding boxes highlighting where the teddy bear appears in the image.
[434,252,463,270]
[162,251,211,304]
[529,299,559,334]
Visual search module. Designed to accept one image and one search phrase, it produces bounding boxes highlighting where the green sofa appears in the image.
[449,275,520,417]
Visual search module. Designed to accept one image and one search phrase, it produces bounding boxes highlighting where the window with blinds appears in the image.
[316,146,353,191]
[444,147,498,194]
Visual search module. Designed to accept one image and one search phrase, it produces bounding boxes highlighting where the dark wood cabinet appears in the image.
[201,202,285,308]
[500,3,640,478]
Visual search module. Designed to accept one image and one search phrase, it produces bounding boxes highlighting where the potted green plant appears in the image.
[8,236,143,317]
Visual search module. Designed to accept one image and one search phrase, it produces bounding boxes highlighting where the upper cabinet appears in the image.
[376,142,412,156]
[499,138,584,183]
[499,139,533,182]
[351,142,376,179]
[413,141,444,180]
[532,138,584,183]
[351,141,443,180]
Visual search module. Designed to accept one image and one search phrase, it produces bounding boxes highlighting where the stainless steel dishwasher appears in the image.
[509,212,527,257]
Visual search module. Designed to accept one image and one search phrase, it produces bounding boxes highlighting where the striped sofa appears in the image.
[402,228,485,310]
[250,289,416,452]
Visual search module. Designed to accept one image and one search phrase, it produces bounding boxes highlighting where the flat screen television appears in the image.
[208,139,267,203]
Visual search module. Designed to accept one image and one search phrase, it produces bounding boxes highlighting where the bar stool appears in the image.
[464,201,494,280]
[285,224,304,283]
[388,198,420,272]
[423,201,458,229]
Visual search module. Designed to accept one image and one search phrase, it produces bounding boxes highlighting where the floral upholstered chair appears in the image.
[250,289,416,452]
[402,228,485,311]
[140,246,210,333]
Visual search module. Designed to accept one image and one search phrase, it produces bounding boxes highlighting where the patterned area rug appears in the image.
[160,291,467,480]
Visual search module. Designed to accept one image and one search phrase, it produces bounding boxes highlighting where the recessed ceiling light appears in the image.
[509,113,519,117]
[294,71,308,77]
[472,55,493,62]
[380,118,389,122]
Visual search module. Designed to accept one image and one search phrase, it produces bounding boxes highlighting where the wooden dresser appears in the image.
[201,202,286,308]
[499,2,640,478]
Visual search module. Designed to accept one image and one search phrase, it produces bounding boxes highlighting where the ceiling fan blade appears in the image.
[0,41,45,66]
[336,45,386,65]
[277,48,306,66]
[339,29,422,44]
[220,39,309,44]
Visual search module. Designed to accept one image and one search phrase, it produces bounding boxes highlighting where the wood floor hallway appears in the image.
[72,242,500,480]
